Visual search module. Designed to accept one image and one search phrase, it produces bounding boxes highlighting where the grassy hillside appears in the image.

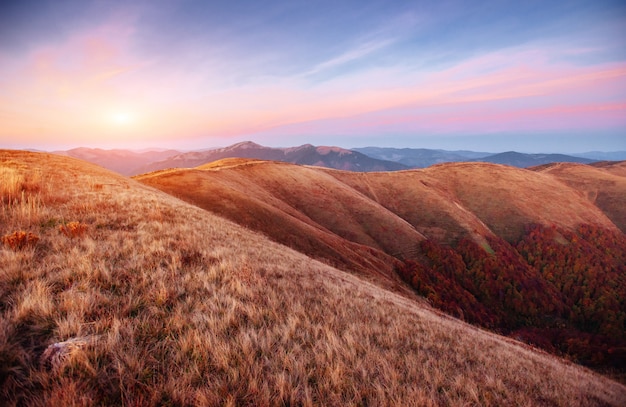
[321,162,617,245]
[532,162,626,233]
[140,159,618,258]
[2,150,625,405]
[136,159,422,288]
[137,159,626,376]
[591,160,626,177]
[333,163,626,374]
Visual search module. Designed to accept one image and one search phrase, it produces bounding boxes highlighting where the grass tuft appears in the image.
[59,222,88,239]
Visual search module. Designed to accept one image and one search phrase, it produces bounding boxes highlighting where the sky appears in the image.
[0,0,625,153]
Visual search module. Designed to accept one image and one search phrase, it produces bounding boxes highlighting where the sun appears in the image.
[111,111,133,126]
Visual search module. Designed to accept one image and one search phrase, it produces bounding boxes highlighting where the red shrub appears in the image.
[1,231,39,250]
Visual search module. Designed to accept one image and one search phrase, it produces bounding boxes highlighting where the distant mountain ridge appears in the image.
[574,151,626,161]
[54,147,180,175]
[354,147,598,168]
[472,151,594,167]
[352,147,492,167]
[51,142,625,175]
[135,141,408,175]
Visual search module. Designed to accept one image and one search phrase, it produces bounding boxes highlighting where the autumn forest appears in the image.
[397,224,626,371]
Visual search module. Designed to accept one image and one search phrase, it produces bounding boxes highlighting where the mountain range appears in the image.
[52,142,626,175]
[352,146,493,167]
[353,147,599,167]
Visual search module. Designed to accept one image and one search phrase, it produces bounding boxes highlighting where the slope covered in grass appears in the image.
[532,162,626,233]
[137,158,422,287]
[334,162,626,374]
[2,150,626,405]
[138,159,626,375]
[137,159,619,282]
[591,160,626,177]
[328,162,617,243]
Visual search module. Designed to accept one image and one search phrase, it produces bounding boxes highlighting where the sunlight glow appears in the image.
[111,111,134,126]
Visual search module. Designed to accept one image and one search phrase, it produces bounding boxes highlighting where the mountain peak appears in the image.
[133,142,408,174]
[229,141,265,150]
[316,146,351,155]
[282,143,315,153]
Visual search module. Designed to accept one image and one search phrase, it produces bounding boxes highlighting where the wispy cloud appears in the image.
[303,38,394,76]
[245,45,626,141]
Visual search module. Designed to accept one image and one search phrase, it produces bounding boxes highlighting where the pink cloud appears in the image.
[246,56,626,140]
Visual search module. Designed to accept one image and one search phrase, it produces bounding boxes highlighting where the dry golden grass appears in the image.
[590,160,626,178]
[136,160,415,287]
[322,167,495,246]
[325,162,618,243]
[422,162,619,241]
[0,164,42,203]
[532,162,626,233]
[58,221,89,239]
[138,159,619,269]
[1,150,625,406]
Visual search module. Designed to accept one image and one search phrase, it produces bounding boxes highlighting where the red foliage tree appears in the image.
[396,223,626,371]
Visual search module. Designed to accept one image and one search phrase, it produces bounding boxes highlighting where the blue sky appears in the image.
[0,0,625,152]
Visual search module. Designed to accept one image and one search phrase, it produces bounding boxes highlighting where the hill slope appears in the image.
[323,162,616,243]
[138,159,626,374]
[591,160,626,177]
[532,162,626,233]
[2,150,625,405]
[137,158,425,286]
[144,159,616,255]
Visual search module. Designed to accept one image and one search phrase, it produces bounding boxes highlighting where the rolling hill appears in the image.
[2,150,625,405]
[324,162,616,242]
[136,158,425,285]
[139,159,617,259]
[138,159,626,375]
[591,160,626,177]
[531,161,626,233]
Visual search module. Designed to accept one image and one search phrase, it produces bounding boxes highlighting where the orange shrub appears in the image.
[59,221,88,238]
[1,231,39,250]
